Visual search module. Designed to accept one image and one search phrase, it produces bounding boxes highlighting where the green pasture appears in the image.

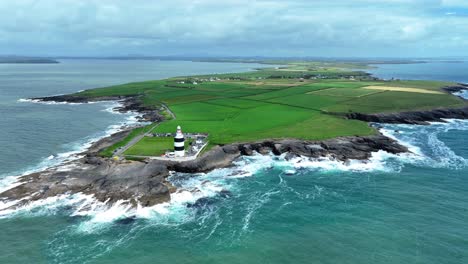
[323,90,465,113]
[70,62,466,157]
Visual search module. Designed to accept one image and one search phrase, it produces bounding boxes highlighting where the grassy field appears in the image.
[124,137,192,157]
[99,125,154,157]
[82,62,466,157]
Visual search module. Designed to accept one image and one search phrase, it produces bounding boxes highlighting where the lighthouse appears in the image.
[174,125,185,157]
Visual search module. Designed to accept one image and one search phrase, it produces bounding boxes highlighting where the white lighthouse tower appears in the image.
[174,125,185,157]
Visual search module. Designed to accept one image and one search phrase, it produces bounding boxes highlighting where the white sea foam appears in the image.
[17,98,89,105]
[0,154,263,229]
[0,175,23,194]
[286,153,391,172]
[0,195,67,218]
[454,90,468,99]
[380,119,468,169]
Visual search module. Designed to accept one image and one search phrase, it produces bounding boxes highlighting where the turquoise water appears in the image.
[1,61,468,264]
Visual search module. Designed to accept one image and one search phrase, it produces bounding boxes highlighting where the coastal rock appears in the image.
[228,135,407,161]
[0,159,172,209]
[347,107,468,125]
[170,145,242,173]
[34,94,126,103]
[239,144,254,156]
[442,84,468,94]
[0,132,410,210]
[34,95,165,123]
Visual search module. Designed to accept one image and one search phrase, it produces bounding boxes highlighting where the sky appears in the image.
[2,0,468,57]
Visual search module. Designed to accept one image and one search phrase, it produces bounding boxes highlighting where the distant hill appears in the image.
[0,56,59,64]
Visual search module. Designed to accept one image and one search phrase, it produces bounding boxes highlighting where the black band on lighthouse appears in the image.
[174,138,185,143]
[174,146,184,151]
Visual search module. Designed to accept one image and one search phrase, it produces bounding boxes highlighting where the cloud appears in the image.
[0,0,468,56]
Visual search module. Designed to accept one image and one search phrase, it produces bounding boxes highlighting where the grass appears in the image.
[170,102,241,121]
[266,94,349,110]
[124,137,192,156]
[99,125,154,157]
[71,61,466,157]
[323,91,465,113]
[309,88,380,97]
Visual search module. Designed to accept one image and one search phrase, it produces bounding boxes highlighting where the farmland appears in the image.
[72,62,467,157]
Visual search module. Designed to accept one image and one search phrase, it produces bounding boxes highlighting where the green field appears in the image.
[79,62,466,157]
[99,125,154,157]
[124,137,192,157]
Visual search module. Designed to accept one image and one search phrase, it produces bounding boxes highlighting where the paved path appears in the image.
[114,123,159,157]
[114,104,176,157]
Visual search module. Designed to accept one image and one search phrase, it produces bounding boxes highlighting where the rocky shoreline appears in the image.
[0,133,408,209]
[345,84,468,125]
[1,84,467,210]
[442,83,468,95]
[34,94,166,123]
[347,106,468,125]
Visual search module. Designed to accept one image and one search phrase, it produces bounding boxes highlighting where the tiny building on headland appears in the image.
[174,125,185,157]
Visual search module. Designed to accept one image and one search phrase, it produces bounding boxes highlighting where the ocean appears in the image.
[0,60,467,264]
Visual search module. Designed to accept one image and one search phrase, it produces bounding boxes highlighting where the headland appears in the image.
[1,60,468,210]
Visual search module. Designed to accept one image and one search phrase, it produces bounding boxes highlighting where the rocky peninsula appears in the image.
[2,92,413,208]
[0,132,408,209]
[1,68,468,211]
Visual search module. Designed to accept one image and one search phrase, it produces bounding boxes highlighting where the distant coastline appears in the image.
[53,55,430,66]
[0,56,59,64]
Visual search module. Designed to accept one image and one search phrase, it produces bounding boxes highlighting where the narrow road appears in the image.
[114,123,159,157]
[162,104,176,119]
[114,104,175,157]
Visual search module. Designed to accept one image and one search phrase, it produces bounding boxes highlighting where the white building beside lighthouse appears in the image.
[174,125,185,157]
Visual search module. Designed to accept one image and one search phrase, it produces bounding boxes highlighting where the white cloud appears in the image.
[0,0,467,56]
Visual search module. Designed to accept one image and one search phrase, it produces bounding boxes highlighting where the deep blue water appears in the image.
[0,61,467,264]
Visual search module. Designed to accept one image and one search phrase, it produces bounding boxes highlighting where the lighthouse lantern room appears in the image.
[174,125,185,157]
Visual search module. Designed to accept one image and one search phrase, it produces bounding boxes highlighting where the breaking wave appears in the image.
[454,90,468,99]
[380,119,468,170]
